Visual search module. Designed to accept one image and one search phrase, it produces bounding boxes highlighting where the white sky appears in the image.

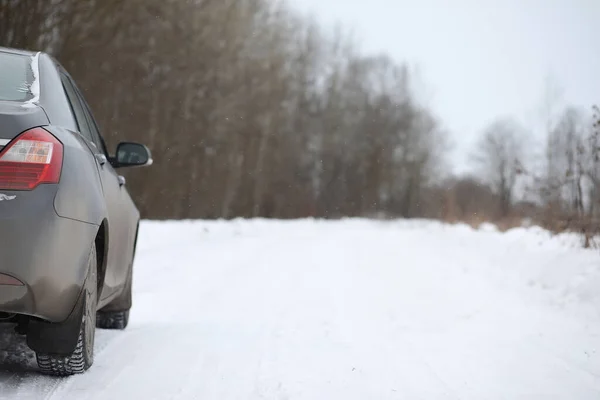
[289,0,600,173]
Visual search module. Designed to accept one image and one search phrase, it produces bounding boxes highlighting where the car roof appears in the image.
[0,46,39,57]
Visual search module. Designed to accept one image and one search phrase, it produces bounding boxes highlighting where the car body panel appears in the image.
[38,53,79,131]
[0,185,98,322]
[47,125,107,225]
[0,102,49,143]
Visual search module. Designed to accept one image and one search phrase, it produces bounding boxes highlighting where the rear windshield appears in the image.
[0,52,34,102]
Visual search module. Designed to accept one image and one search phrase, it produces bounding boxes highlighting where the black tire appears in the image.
[96,309,129,330]
[97,259,133,330]
[36,244,98,376]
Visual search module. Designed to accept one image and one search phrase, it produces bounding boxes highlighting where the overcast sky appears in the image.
[290,0,600,173]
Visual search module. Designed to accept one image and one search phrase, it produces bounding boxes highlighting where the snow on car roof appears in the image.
[23,52,41,108]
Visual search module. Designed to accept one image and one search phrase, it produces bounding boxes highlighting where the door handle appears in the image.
[95,154,107,165]
[118,176,126,186]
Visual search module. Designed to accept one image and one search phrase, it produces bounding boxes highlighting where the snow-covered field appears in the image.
[1,219,599,399]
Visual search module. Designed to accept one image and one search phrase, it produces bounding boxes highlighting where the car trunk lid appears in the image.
[0,101,49,151]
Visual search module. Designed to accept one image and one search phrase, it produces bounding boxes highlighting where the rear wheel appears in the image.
[97,259,133,330]
[96,309,129,330]
[36,244,97,376]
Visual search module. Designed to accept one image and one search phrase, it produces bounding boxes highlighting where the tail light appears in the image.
[0,127,63,190]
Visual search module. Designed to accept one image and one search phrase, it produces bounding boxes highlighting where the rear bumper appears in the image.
[0,184,98,322]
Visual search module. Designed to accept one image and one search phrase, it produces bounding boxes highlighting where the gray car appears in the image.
[0,47,151,376]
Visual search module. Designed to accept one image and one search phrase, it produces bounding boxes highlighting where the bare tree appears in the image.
[587,105,600,216]
[473,119,526,218]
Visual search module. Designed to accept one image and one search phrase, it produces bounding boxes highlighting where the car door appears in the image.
[59,72,130,300]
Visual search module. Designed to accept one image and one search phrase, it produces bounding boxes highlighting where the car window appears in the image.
[73,87,109,156]
[60,73,94,143]
[0,52,34,102]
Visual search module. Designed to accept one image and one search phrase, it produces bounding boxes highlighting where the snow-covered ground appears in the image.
[1,219,599,399]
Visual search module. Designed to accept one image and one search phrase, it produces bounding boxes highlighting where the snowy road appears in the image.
[1,220,599,399]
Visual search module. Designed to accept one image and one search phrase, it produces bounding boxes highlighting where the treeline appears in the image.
[0,0,447,219]
[2,0,597,228]
[453,105,600,232]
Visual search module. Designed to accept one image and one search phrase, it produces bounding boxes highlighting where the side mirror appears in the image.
[114,142,153,168]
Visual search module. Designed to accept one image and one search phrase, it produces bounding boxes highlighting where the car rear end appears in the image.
[0,49,97,324]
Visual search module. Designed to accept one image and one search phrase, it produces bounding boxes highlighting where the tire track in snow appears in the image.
[0,325,63,400]
[0,322,135,400]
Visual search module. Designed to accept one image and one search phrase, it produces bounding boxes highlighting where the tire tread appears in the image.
[96,310,129,330]
[35,244,97,376]
[36,330,86,376]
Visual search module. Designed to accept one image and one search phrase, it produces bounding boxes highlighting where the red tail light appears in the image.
[0,128,63,190]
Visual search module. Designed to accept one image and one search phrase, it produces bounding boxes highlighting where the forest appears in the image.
[1,0,598,230]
